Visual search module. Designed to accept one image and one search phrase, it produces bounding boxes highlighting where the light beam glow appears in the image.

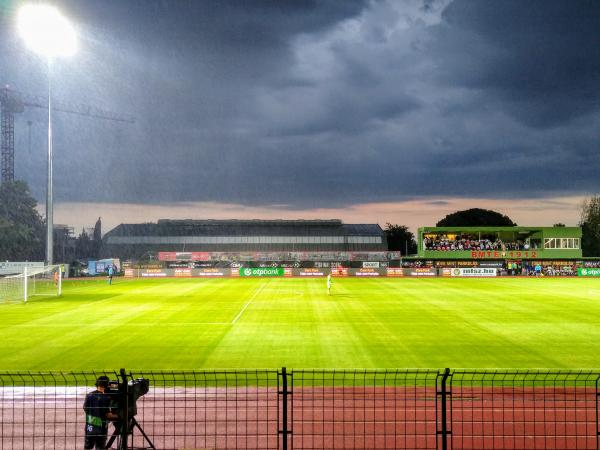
[17,4,77,58]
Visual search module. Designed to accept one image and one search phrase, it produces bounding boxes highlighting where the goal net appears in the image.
[0,265,62,303]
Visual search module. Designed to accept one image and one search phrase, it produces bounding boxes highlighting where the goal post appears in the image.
[0,265,62,303]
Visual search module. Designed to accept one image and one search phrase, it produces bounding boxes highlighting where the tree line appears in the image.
[0,181,101,262]
[1,181,599,260]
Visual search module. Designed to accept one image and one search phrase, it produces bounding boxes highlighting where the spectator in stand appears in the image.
[424,235,534,252]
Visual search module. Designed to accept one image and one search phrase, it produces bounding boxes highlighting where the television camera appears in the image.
[105,369,155,450]
[107,376,149,418]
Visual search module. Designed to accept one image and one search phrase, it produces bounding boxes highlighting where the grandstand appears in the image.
[102,219,387,260]
[417,226,582,259]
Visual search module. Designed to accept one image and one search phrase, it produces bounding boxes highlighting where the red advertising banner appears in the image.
[158,252,178,261]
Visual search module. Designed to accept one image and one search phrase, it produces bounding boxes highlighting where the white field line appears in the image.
[11,322,231,327]
[231,281,268,324]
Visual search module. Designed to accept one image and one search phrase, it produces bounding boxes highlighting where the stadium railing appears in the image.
[0,368,598,449]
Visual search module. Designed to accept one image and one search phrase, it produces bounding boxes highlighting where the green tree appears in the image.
[93,217,102,258]
[75,228,94,260]
[580,195,600,257]
[0,181,45,261]
[384,223,417,255]
[436,208,516,227]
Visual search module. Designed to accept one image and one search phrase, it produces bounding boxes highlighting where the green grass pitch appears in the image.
[1,277,599,370]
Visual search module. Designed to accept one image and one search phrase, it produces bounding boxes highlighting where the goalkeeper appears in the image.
[107,265,114,285]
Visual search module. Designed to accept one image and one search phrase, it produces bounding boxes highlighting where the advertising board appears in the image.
[582,260,600,268]
[435,260,479,268]
[239,267,285,277]
[578,268,600,277]
[0,261,44,275]
[353,268,381,277]
[362,262,380,268]
[141,269,168,277]
[196,268,229,277]
[174,268,192,277]
[450,268,497,277]
[387,268,404,277]
[331,267,349,277]
[296,268,326,276]
[406,268,437,277]
[158,252,210,261]
[478,261,504,268]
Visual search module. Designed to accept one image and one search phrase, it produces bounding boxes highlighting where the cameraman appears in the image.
[83,376,119,449]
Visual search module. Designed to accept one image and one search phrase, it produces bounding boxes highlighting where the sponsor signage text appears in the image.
[451,268,497,277]
[578,268,600,277]
[239,267,285,277]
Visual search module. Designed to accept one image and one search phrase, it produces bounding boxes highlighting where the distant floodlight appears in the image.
[18,4,77,58]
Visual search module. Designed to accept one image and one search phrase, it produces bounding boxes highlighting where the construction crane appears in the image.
[0,85,135,184]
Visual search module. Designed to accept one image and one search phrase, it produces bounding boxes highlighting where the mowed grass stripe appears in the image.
[0,277,599,370]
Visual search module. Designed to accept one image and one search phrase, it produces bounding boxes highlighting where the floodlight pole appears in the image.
[18,4,78,265]
[46,58,53,265]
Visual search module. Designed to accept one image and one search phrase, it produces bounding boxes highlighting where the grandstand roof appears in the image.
[105,219,384,237]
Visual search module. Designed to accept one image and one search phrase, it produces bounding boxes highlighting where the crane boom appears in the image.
[1,85,135,184]
[18,90,135,123]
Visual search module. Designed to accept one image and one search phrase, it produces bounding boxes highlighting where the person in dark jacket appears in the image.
[83,376,118,449]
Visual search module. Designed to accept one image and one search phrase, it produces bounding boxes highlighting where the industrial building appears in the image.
[102,219,387,260]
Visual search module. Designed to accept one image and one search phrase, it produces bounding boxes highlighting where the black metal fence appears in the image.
[0,369,598,449]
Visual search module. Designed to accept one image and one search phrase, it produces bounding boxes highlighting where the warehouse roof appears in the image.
[104,219,384,238]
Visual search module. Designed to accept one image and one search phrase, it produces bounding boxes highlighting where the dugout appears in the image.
[102,219,387,260]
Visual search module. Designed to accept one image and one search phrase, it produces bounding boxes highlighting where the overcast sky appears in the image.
[1,0,598,232]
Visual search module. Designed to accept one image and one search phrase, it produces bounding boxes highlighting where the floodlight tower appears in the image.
[18,4,77,266]
[0,88,24,183]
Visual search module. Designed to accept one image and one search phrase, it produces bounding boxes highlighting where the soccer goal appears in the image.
[0,265,62,303]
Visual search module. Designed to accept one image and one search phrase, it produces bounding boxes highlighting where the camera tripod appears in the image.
[106,416,155,450]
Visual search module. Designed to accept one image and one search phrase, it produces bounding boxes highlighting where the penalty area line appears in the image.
[231,281,268,324]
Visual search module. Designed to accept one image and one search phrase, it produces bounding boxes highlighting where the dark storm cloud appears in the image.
[435,0,600,128]
[1,0,598,210]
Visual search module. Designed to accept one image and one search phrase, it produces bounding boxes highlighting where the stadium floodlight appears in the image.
[18,4,78,265]
[17,4,77,58]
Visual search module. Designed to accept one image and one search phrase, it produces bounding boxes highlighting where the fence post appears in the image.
[438,368,451,450]
[279,367,292,450]
[119,368,129,450]
[596,374,600,448]
[23,266,28,302]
